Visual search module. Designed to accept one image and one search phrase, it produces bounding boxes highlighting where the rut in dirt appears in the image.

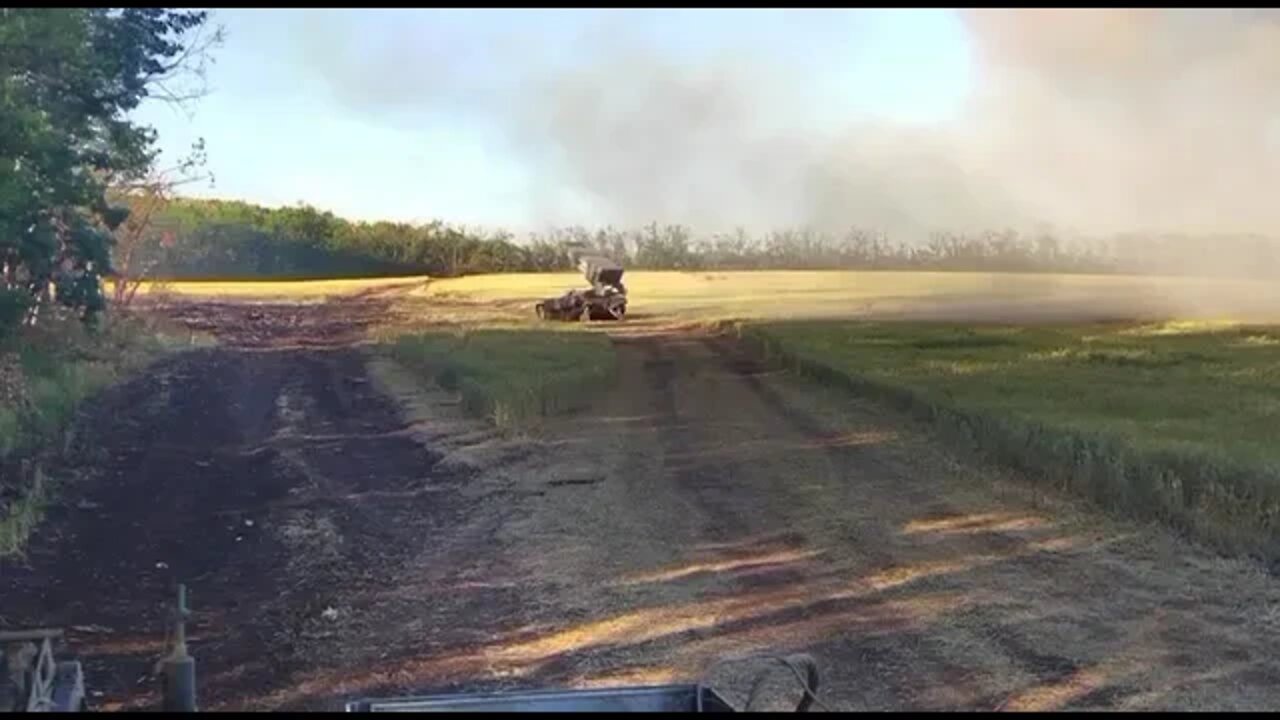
[0,343,473,711]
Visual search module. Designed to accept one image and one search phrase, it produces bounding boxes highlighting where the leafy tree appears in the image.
[0,8,219,326]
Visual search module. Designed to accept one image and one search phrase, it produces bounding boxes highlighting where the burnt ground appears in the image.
[0,344,490,710]
[5,293,1280,711]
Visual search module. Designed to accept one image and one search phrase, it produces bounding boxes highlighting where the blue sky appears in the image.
[134,9,974,231]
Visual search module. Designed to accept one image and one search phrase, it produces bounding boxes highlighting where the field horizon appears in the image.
[128,268,1280,328]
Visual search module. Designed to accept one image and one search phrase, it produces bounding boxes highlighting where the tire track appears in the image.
[484,329,1280,712]
[0,338,483,711]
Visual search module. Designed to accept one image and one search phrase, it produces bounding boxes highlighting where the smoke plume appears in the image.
[293,9,1280,242]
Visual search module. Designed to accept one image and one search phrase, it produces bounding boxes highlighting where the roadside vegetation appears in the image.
[377,328,616,430]
[0,8,221,555]
[739,319,1280,559]
[0,309,201,555]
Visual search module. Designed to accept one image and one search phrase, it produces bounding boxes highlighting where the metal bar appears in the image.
[346,684,736,713]
[0,629,64,642]
[161,584,197,712]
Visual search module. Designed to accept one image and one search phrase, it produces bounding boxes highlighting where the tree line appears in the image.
[120,196,1280,282]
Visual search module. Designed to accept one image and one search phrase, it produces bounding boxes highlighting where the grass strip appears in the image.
[737,319,1280,561]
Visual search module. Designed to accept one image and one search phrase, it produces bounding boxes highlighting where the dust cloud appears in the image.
[293,9,1280,251]
[958,9,1280,237]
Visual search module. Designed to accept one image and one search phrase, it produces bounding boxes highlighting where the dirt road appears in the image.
[5,295,1280,711]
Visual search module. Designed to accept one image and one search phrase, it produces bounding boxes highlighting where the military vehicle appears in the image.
[535,253,627,322]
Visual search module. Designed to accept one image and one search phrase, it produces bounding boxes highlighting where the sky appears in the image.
[133,9,974,233]
[135,9,1280,240]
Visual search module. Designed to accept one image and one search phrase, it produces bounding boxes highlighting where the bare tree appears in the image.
[104,11,225,309]
[108,141,213,308]
[135,12,228,116]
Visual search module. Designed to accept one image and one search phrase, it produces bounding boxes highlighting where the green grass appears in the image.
[380,327,616,429]
[0,465,51,557]
[3,314,194,450]
[740,319,1280,559]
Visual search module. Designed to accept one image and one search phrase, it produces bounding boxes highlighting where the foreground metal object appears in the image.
[535,254,628,322]
[346,654,824,713]
[345,684,737,713]
[159,585,197,712]
[0,629,85,712]
[5,581,819,713]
